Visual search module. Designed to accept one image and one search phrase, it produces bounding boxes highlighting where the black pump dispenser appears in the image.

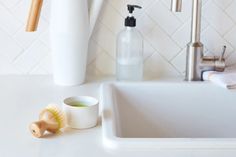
[125,5,142,27]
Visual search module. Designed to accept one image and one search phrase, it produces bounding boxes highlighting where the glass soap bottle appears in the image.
[116,5,143,81]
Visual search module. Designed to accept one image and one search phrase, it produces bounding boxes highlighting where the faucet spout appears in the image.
[171,0,201,42]
[171,0,182,12]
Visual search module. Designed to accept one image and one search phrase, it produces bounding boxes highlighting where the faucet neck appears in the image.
[191,0,202,43]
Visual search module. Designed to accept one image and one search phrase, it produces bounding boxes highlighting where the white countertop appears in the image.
[1,76,236,157]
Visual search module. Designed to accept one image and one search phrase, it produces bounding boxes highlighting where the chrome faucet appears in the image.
[171,0,226,81]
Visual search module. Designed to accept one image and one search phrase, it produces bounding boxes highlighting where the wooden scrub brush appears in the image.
[30,104,66,138]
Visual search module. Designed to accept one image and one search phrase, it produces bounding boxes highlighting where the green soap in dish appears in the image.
[70,102,87,107]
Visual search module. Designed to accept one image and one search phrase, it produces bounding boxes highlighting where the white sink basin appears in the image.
[101,82,236,150]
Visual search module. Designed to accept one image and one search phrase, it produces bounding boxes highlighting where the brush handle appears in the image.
[30,120,59,138]
[26,0,43,32]
[30,110,59,138]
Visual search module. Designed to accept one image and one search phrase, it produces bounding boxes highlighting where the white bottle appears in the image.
[50,0,104,86]
[116,5,143,81]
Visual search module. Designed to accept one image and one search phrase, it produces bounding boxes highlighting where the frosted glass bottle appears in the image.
[116,27,143,81]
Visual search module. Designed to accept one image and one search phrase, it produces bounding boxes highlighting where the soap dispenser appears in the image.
[116,5,143,81]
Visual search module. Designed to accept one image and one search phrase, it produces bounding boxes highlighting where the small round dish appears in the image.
[63,96,99,129]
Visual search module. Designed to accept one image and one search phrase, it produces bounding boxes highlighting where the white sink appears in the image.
[101,82,236,150]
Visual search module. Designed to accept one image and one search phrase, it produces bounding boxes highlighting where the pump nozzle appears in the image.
[127,5,142,14]
[125,4,142,27]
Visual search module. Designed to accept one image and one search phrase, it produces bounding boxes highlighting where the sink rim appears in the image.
[101,82,236,150]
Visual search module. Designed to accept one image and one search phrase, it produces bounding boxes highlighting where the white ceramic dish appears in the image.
[63,96,99,129]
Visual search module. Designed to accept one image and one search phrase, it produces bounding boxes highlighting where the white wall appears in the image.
[0,0,236,79]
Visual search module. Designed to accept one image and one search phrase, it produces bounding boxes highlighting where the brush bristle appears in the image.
[45,104,66,129]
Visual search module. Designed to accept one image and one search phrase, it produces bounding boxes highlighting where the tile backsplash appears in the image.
[0,0,236,79]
